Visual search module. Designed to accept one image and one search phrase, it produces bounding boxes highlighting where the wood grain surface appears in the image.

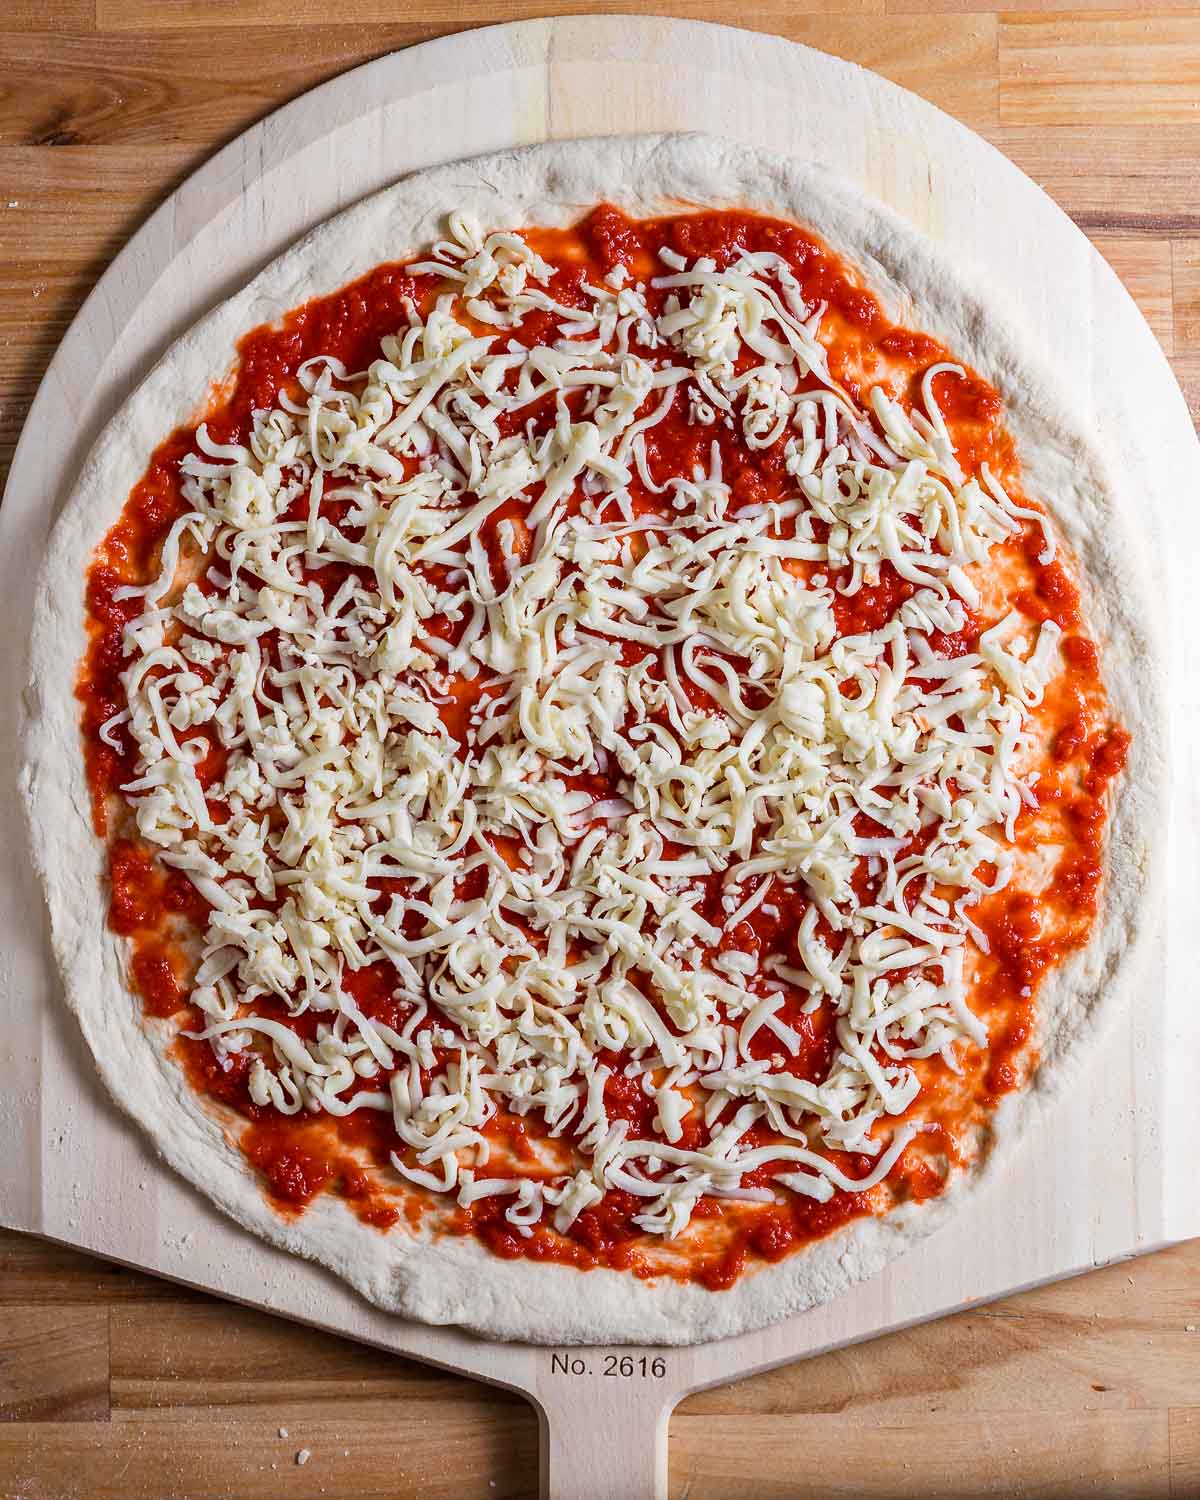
[3,3,1198,1496]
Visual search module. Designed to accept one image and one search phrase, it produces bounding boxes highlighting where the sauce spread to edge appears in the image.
[77,204,1129,1289]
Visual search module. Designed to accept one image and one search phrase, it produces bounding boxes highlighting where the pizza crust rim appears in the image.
[20,133,1164,1346]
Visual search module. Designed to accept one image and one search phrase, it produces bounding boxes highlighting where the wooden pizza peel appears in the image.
[2,17,1197,1497]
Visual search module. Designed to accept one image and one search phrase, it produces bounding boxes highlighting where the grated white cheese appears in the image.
[106,210,1064,1243]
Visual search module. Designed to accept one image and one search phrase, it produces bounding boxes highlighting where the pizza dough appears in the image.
[20,134,1164,1345]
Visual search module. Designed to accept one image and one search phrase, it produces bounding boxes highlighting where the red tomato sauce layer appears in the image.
[77,205,1128,1286]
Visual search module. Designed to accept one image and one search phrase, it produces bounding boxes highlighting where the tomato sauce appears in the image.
[74,204,1129,1286]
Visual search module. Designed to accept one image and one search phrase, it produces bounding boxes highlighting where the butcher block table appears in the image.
[4,3,1200,1497]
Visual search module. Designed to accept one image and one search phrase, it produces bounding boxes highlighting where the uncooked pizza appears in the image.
[24,136,1157,1344]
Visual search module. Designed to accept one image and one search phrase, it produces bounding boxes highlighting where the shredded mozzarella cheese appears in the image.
[108,212,1063,1242]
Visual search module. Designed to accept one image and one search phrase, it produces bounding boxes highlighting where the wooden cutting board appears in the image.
[3,17,1198,1498]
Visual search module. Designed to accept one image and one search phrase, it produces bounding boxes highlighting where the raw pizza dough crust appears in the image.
[20,134,1164,1346]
